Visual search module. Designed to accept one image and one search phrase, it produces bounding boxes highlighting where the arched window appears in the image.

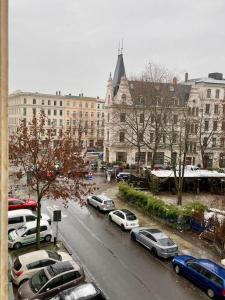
[216,89,220,98]
[207,89,211,98]
[121,94,126,103]
[192,107,195,116]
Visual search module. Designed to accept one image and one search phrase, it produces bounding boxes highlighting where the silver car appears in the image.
[87,194,115,212]
[130,227,178,258]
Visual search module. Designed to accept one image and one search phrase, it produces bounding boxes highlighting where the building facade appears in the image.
[8,90,105,150]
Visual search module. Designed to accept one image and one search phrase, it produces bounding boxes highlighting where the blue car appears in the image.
[172,255,225,299]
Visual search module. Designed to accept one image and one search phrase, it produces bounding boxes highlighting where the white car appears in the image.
[8,220,53,249]
[11,250,72,286]
[108,209,139,230]
[8,209,51,233]
[87,194,115,211]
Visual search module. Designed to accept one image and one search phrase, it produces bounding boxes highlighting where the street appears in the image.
[42,192,208,300]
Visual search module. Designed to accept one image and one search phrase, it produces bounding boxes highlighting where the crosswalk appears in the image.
[46,205,67,218]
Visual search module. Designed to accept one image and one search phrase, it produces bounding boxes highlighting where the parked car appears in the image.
[11,250,72,286]
[49,282,106,300]
[8,209,51,233]
[130,227,178,258]
[8,197,37,211]
[116,172,131,181]
[18,260,85,300]
[108,209,139,230]
[8,220,53,250]
[87,194,115,211]
[172,255,225,299]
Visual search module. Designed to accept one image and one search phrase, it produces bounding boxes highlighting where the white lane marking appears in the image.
[46,205,67,217]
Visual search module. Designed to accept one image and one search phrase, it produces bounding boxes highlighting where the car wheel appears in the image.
[121,224,125,231]
[14,242,22,250]
[8,229,14,234]
[174,265,181,274]
[207,288,215,299]
[97,206,101,211]
[151,248,158,257]
[45,235,51,242]
[130,232,136,241]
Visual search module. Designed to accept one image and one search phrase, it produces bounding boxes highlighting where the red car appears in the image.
[8,197,37,211]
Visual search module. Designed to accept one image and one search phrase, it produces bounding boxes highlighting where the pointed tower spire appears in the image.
[112,50,126,95]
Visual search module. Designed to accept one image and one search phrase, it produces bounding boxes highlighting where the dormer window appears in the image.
[121,94,126,103]
[216,89,220,98]
[207,89,211,98]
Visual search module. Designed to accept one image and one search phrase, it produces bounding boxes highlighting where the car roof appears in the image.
[18,250,49,265]
[46,261,80,278]
[8,197,22,201]
[118,172,130,175]
[22,219,49,229]
[8,209,34,217]
[196,259,225,278]
[56,282,99,299]
[97,194,112,201]
[145,228,163,235]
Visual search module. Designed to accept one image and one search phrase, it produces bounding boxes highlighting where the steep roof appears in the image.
[112,54,126,95]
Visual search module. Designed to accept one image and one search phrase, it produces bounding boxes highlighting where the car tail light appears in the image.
[15,270,23,277]
[222,289,225,296]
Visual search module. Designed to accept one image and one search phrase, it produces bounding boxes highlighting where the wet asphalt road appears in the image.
[42,194,208,300]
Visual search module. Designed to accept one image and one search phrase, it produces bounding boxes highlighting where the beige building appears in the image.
[9,90,105,150]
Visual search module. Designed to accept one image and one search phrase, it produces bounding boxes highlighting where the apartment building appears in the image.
[9,90,105,150]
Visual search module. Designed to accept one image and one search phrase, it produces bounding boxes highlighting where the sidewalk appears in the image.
[104,184,222,265]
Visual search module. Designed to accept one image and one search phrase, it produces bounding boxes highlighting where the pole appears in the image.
[0,0,8,298]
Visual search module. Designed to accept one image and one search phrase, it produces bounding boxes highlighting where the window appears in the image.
[59,110,63,116]
[40,226,47,232]
[107,131,109,141]
[91,112,94,117]
[139,132,143,142]
[27,261,43,270]
[212,138,216,147]
[205,104,210,114]
[59,119,63,126]
[54,100,57,106]
[54,110,57,116]
[33,108,36,115]
[222,121,225,131]
[91,121,94,127]
[196,107,199,116]
[48,109,51,116]
[120,113,126,122]
[147,152,152,162]
[66,120,70,126]
[97,120,99,126]
[23,108,26,116]
[203,137,208,146]
[172,133,177,143]
[205,120,209,131]
[193,142,197,152]
[41,99,45,105]
[207,89,211,98]
[79,111,82,117]
[85,112,88,117]
[187,262,201,273]
[121,94,126,103]
[195,124,198,134]
[173,115,178,125]
[48,100,51,105]
[220,138,225,148]
[97,112,100,118]
[150,132,154,143]
[24,98,27,104]
[223,104,225,114]
[26,215,36,222]
[48,119,51,126]
[102,112,104,117]
[214,104,219,114]
[33,98,36,105]
[216,89,220,98]
[79,103,82,108]
[8,216,23,224]
[140,114,144,123]
[213,121,218,131]
[63,271,81,282]
[97,104,100,109]
[119,132,125,142]
[86,102,89,108]
[59,100,62,106]
[163,134,166,143]
[44,276,62,291]
[191,107,195,116]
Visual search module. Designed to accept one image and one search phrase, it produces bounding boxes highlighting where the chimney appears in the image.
[173,77,177,85]
[56,91,58,95]
[59,91,61,95]
[185,73,188,82]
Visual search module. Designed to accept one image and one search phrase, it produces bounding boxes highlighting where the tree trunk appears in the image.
[36,196,41,250]
[177,189,182,206]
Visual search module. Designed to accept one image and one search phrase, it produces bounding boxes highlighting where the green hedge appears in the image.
[118,182,208,223]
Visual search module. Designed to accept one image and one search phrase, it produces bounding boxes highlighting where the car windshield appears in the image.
[126,214,136,221]
[16,226,27,236]
[158,238,175,246]
[47,251,61,261]
[30,270,48,293]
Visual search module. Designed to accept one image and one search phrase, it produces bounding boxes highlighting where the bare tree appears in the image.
[9,112,92,249]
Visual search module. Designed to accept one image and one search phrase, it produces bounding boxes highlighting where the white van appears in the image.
[8,209,51,233]
[8,220,53,249]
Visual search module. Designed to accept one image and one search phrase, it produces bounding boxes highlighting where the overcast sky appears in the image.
[9,0,225,98]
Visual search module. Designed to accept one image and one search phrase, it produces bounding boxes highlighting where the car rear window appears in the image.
[13,258,22,271]
[158,238,175,246]
[47,251,61,261]
[126,214,136,221]
[104,200,113,205]
[8,216,24,224]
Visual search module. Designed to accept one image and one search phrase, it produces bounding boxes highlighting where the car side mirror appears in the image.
[46,288,50,292]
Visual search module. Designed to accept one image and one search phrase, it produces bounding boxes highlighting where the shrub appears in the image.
[118,182,209,225]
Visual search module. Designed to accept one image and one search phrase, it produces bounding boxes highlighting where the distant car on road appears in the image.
[108,209,139,230]
[116,172,131,181]
[130,227,178,258]
[172,255,225,299]
[8,220,53,250]
[49,282,106,300]
[8,197,37,211]
[18,260,85,300]
[11,250,72,286]
[87,194,115,212]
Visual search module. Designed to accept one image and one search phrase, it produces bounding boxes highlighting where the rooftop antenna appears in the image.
[121,39,123,54]
[118,41,120,55]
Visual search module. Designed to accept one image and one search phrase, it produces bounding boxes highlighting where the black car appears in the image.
[50,282,106,300]
[116,172,131,181]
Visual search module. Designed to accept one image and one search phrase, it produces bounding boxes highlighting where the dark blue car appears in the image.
[172,255,225,299]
